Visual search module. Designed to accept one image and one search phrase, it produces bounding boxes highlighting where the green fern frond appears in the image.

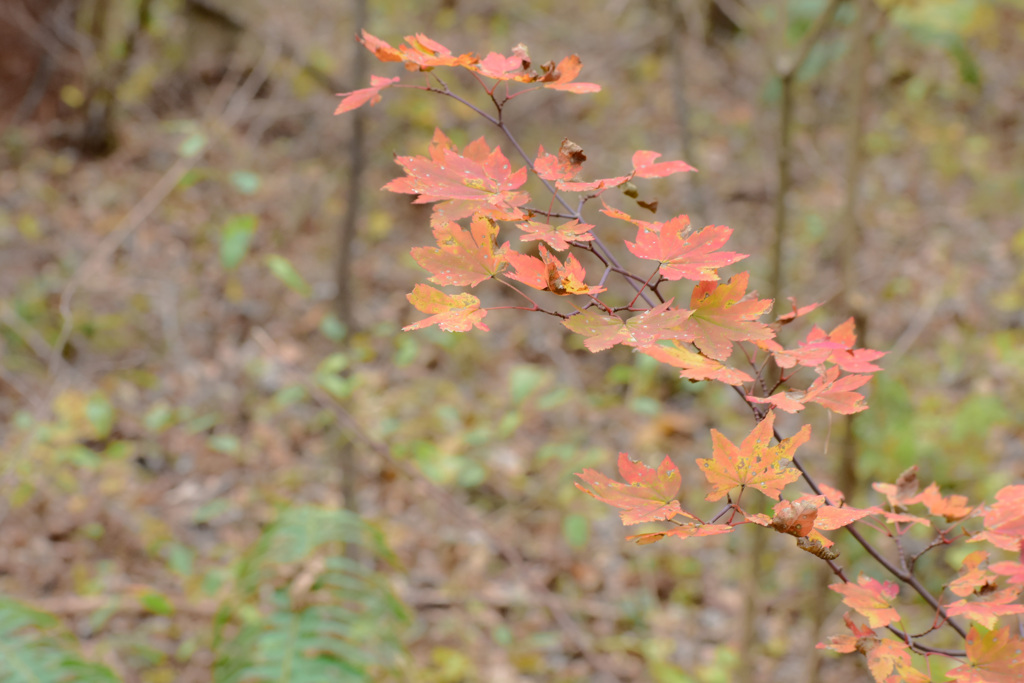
[0,597,121,683]
[213,505,410,683]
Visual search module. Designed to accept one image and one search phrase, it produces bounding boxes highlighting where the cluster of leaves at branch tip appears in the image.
[336,30,1024,683]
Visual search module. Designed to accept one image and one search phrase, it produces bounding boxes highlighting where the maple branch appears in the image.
[523,208,577,220]
[708,504,735,525]
[497,278,545,310]
[723,389,971,643]
[908,526,959,573]
[820,547,966,657]
[426,77,500,126]
[606,266,659,288]
[487,118,657,308]
[402,76,660,309]
[785,449,968,640]
[628,267,663,308]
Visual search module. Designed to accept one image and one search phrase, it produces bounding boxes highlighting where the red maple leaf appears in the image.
[815,317,886,373]
[625,220,747,282]
[627,523,734,545]
[473,47,533,82]
[872,465,922,508]
[600,202,661,231]
[359,31,479,71]
[631,150,697,178]
[829,574,901,628]
[819,482,847,507]
[504,249,549,290]
[356,30,405,63]
[775,297,822,324]
[517,218,594,251]
[679,272,774,361]
[505,245,605,296]
[384,129,529,224]
[817,612,878,654]
[539,54,601,93]
[638,341,753,386]
[865,640,930,683]
[918,482,975,522]
[556,173,633,193]
[813,503,875,532]
[335,75,401,114]
[990,560,1024,586]
[696,411,809,502]
[949,551,996,597]
[760,495,872,547]
[534,139,587,182]
[748,366,872,415]
[817,616,929,683]
[763,318,884,373]
[947,626,1024,683]
[760,337,840,370]
[575,453,692,525]
[970,485,1024,552]
[563,301,693,352]
[410,215,509,287]
[768,498,821,537]
[871,509,932,529]
[947,587,1024,629]
[403,284,488,332]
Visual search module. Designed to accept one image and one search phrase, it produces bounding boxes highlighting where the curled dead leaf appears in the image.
[771,499,819,537]
[797,536,840,560]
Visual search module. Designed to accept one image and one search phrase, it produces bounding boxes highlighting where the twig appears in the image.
[30,595,219,617]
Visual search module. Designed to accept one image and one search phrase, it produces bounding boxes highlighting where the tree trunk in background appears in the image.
[668,0,708,223]
[336,0,369,516]
[807,3,875,681]
[0,0,74,127]
[741,4,842,681]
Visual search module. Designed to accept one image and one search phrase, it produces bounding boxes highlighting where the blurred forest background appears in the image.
[0,0,1022,681]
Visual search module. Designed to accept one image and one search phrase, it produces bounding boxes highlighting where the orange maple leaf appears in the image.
[637,341,753,386]
[575,453,692,526]
[562,300,693,353]
[626,523,734,545]
[947,626,1024,682]
[410,215,509,287]
[335,75,401,114]
[403,284,488,333]
[947,587,1024,629]
[696,411,810,502]
[517,218,594,251]
[681,272,774,361]
[969,485,1024,552]
[625,221,747,282]
[384,129,529,225]
[505,245,605,296]
[829,574,901,628]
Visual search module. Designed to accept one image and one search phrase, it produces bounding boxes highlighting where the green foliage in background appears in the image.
[0,598,119,683]
[213,506,410,683]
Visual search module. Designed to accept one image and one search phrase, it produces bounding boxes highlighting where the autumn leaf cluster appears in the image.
[338,31,1024,683]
